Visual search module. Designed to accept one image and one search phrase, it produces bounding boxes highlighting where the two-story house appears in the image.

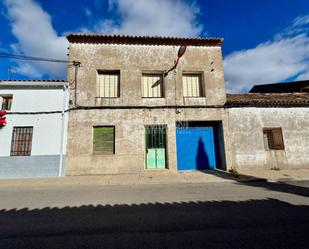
[65,34,232,175]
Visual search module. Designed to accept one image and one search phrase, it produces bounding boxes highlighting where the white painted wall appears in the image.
[0,86,68,157]
[228,107,309,169]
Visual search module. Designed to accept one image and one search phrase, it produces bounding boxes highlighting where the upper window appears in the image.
[93,126,115,155]
[263,128,284,150]
[142,73,163,98]
[97,71,120,98]
[182,73,203,97]
[1,95,13,110]
[10,127,33,156]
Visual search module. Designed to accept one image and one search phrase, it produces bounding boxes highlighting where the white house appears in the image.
[0,80,68,178]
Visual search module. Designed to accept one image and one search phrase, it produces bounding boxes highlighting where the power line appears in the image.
[0,52,78,64]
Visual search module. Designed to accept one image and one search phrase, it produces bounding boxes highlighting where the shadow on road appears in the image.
[203,169,309,198]
[0,199,309,249]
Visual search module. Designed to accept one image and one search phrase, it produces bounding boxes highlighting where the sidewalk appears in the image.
[238,168,309,182]
[0,169,308,187]
[0,170,234,187]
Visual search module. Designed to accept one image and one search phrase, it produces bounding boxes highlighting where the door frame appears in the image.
[175,121,227,171]
[144,124,168,170]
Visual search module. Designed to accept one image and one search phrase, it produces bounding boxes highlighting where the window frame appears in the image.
[92,126,116,155]
[263,127,285,150]
[1,95,13,110]
[96,70,120,98]
[182,72,204,98]
[10,126,33,156]
[141,72,165,98]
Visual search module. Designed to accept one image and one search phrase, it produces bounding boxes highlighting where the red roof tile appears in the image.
[226,93,309,107]
[67,34,223,47]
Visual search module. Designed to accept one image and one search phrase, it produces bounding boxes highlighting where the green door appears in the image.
[145,126,167,169]
[146,149,157,169]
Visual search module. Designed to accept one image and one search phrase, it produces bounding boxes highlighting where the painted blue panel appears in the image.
[176,127,216,170]
[0,155,65,179]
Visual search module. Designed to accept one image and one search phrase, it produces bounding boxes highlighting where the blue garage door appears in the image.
[176,127,216,170]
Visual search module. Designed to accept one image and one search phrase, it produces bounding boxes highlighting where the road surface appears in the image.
[0,180,308,248]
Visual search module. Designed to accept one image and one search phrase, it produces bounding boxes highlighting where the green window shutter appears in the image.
[93,127,115,154]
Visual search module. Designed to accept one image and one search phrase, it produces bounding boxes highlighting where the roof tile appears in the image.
[66,33,223,47]
[226,93,309,107]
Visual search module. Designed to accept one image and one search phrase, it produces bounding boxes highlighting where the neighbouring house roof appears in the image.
[226,93,309,107]
[66,34,224,47]
[249,80,309,93]
[0,80,67,88]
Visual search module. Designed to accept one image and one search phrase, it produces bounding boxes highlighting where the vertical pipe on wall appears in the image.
[58,84,68,177]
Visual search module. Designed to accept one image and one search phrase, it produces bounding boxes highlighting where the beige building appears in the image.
[65,34,309,176]
[66,34,232,175]
[226,91,309,170]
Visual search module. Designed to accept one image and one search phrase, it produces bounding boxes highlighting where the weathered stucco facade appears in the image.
[66,35,232,175]
[66,34,309,176]
[228,107,309,169]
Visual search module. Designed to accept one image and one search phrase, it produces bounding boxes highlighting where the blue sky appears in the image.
[0,0,309,92]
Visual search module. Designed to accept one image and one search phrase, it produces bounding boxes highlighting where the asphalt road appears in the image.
[0,181,308,249]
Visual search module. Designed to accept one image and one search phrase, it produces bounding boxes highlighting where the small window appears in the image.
[1,95,13,110]
[10,127,33,156]
[182,73,203,97]
[142,74,163,98]
[93,126,115,154]
[97,71,120,98]
[263,128,284,150]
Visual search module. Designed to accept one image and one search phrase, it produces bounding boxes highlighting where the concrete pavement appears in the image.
[1,168,309,188]
[0,170,235,188]
[238,168,309,182]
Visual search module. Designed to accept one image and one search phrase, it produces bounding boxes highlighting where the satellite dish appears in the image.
[178,46,187,58]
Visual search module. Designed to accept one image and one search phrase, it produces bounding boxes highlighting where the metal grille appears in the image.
[97,71,119,98]
[142,74,163,98]
[10,127,33,156]
[145,125,166,149]
[182,74,202,97]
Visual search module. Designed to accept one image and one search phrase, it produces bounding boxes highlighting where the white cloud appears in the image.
[224,15,309,93]
[11,63,42,78]
[3,0,203,79]
[94,0,203,37]
[4,0,67,79]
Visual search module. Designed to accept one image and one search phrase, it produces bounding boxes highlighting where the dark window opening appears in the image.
[263,128,284,150]
[1,96,13,110]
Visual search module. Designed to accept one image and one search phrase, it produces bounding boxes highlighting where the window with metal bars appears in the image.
[142,74,163,98]
[263,128,284,150]
[97,71,120,98]
[10,127,33,156]
[182,73,203,97]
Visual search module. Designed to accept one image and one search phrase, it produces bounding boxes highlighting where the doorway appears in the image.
[145,125,167,169]
[176,121,226,171]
